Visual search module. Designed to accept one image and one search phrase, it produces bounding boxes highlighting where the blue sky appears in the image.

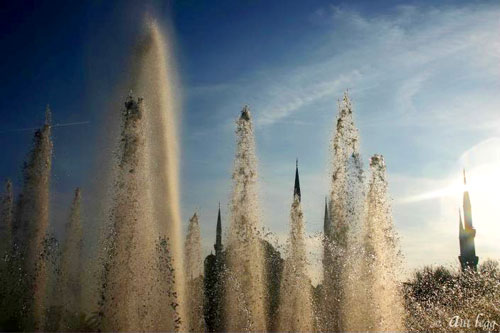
[1,0,499,281]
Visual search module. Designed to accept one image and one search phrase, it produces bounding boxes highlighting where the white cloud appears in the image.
[243,3,500,128]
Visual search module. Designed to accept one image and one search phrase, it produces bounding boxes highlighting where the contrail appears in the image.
[0,121,90,134]
[52,121,91,128]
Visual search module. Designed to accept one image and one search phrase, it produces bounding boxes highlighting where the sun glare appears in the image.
[400,138,500,259]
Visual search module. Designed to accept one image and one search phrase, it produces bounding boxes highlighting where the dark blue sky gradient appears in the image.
[0,0,474,188]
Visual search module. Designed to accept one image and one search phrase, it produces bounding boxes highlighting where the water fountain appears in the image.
[98,20,184,331]
[277,163,314,331]
[57,188,84,330]
[224,106,267,331]
[321,92,364,331]
[0,14,457,332]
[360,154,404,331]
[0,180,13,258]
[12,107,53,330]
[184,213,205,332]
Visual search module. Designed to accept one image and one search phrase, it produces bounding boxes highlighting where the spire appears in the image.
[294,159,301,201]
[458,172,478,271]
[323,197,330,237]
[459,209,464,232]
[463,172,473,230]
[215,203,223,255]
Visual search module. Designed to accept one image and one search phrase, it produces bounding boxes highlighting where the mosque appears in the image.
[202,167,481,329]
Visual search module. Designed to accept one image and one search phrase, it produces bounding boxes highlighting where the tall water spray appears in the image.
[99,95,176,331]
[225,106,267,331]
[322,92,364,331]
[0,180,14,258]
[360,154,403,330]
[278,163,314,331]
[0,180,14,328]
[184,213,205,332]
[13,107,53,329]
[58,188,84,330]
[98,19,184,331]
[185,213,202,282]
[328,92,364,242]
[99,95,148,330]
[96,21,186,331]
[131,19,186,327]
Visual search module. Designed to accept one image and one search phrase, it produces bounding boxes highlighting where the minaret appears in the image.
[458,209,464,233]
[294,159,301,201]
[458,209,465,259]
[458,170,479,271]
[214,203,223,256]
[323,197,330,239]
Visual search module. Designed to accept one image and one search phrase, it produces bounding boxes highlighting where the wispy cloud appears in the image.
[187,3,500,130]
[183,2,500,272]
[239,3,500,127]
[256,71,361,126]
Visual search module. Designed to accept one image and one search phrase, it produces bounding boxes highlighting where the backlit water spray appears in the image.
[184,213,205,332]
[0,13,459,329]
[0,180,14,258]
[14,108,53,330]
[58,188,84,330]
[98,19,185,331]
[277,163,314,331]
[225,106,267,331]
[321,92,364,331]
[360,154,404,331]
[320,93,404,331]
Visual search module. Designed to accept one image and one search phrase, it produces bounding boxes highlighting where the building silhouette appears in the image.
[204,159,295,331]
[458,170,479,271]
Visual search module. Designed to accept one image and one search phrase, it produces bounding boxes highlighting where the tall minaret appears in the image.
[324,197,331,238]
[458,209,465,258]
[214,203,223,256]
[458,170,479,271]
[294,159,301,201]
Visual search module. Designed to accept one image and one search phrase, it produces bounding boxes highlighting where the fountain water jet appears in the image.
[225,106,267,331]
[131,19,186,328]
[0,180,14,326]
[277,162,314,331]
[13,106,53,330]
[184,213,205,332]
[185,213,202,282]
[338,153,367,331]
[99,95,178,330]
[0,180,13,258]
[360,154,403,331]
[322,92,364,331]
[98,18,184,331]
[58,188,84,330]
